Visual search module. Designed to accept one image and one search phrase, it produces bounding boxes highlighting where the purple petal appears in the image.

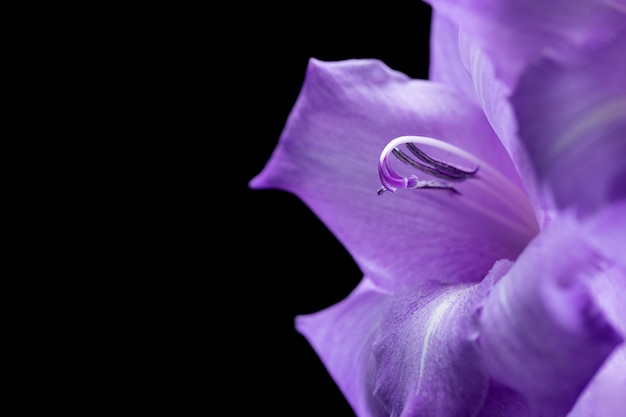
[295,278,389,417]
[428,10,476,102]
[478,222,623,416]
[455,38,550,223]
[426,2,626,222]
[251,58,535,291]
[426,0,626,86]
[431,25,549,223]
[297,261,516,417]
[371,261,513,417]
[511,34,626,216]
[582,201,626,270]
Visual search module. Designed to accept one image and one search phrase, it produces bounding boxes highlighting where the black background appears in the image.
[35,3,436,415]
[212,4,433,415]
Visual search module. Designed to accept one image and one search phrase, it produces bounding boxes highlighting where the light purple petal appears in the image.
[426,1,626,222]
[428,10,475,102]
[250,58,536,291]
[478,221,623,416]
[511,33,626,216]
[371,261,512,417]
[295,278,389,417]
[431,23,548,223]
[455,38,550,224]
[426,0,626,86]
[582,201,626,269]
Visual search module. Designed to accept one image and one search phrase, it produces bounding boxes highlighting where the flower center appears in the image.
[378,135,539,239]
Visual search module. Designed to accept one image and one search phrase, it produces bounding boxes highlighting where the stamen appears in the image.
[378,137,479,194]
[406,143,479,179]
[392,148,477,181]
[378,135,539,236]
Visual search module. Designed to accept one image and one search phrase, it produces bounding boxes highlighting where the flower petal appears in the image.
[297,261,515,417]
[428,10,476,102]
[370,262,513,417]
[582,201,626,269]
[478,221,623,416]
[431,25,549,222]
[511,33,626,216]
[456,38,550,223]
[250,58,534,291]
[295,278,389,417]
[426,1,626,222]
[426,0,626,86]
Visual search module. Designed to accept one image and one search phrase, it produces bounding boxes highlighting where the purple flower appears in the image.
[250,1,626,416]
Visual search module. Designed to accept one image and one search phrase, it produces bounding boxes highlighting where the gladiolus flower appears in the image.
[250,1,626,416]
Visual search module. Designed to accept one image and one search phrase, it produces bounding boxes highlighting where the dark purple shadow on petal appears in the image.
[569,346,626,417]
[476,383,531,417]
